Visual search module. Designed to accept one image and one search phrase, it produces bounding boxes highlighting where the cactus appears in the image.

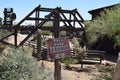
[37,29,42,61]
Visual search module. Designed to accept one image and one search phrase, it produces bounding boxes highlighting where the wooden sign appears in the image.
[47,37,70,59]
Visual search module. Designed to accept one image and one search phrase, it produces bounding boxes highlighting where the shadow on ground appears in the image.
[64,66,94,73]
[105,53,118,63]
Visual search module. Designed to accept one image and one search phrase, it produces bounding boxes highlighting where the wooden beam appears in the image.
[39,7,74,13]
[27,17,82,22]
[19,30,35,46]
[35,8,40,26]
[60,12,73,28]
[14,5,40,46]
[19,25,84,31]
[14,5,85,46]
[16,5,40,27]
[76,11,84,22]
[0,33,14,41]
[53,8,61,80]
[72,11,84,28]
[18,11,54,46]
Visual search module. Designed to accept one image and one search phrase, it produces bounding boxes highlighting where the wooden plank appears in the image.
[16,5,40,27]
[27,17,82,22]
[18,11,54,46]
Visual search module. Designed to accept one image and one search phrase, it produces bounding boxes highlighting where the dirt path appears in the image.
[6,33,116,80]
[5,33,28,45]
[38,61,101,80]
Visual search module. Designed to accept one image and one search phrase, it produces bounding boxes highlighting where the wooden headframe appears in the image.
[2,5,85,46]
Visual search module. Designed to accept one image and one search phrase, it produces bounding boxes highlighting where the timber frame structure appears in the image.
[1,5,85,46]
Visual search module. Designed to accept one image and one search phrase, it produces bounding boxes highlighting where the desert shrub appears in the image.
[71,37,80,48]
[73,47,86,60]
[71,37,86,60]
[0,46,53,80]
[62,37,86,69]
[0,29,11,39]
[61,57,78,68]
[96,65,115,80]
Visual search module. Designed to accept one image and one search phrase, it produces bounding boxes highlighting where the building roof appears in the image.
[88,3,120,15]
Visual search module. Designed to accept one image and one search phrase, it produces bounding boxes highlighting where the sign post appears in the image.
[47,37,70,60]
[47,7,70,80]
[53,8,61,80]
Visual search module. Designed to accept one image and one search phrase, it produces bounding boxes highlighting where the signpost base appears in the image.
[54,59,61,80]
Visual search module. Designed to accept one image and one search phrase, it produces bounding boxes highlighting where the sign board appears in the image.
[47,37,70,59]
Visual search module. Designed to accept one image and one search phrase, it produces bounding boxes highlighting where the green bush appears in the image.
[71,37,80,48]
[97,65,115,80]
[0,46,53,80]
[0,29,11,39]
[61,57,78,66]
[84,5,120,47]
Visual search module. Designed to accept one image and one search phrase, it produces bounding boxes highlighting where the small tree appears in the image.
[71,37,86,63]
[85,5,120,48]
[71,37,80,48]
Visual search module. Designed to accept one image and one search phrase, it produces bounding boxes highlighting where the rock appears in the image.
[105,62,114,66]
[113,52,120,80]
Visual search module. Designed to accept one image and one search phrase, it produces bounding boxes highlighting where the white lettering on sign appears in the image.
[49,45,69,53]
[49,38,69,54]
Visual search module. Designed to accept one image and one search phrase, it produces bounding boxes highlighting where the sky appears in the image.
[0,0,120,23]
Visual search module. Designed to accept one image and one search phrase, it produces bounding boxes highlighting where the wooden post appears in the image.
[35,7,39,27]
[14,26,17,47]
[37,29,42,61]
[53,8,61,80]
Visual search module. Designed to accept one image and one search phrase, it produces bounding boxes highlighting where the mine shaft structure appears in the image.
[1,5,85,46]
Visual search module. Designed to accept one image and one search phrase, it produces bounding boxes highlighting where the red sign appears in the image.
[47,37,70,59]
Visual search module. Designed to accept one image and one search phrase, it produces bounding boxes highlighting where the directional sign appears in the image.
[47,37,70,59]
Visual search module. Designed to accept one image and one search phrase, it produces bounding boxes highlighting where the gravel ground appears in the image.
[38,61,101,80]
[6,33,116,80]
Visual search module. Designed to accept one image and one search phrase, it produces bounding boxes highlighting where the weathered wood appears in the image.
[14,27,17,46]
[86,50,106,63]
[0,33,14,41]
[71,50,105,68]
[19,30,35,46]
[76,11,84,22]
[72,11,84,28]
[35,8,40,26]
[18,12,54,46]
[16,5,40,27]
[39,7,74,13]
[53,8,61,80]
[27,17,82,22]
[60,12,73,28]
[1,5,85,47]
[19,25,84,32]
